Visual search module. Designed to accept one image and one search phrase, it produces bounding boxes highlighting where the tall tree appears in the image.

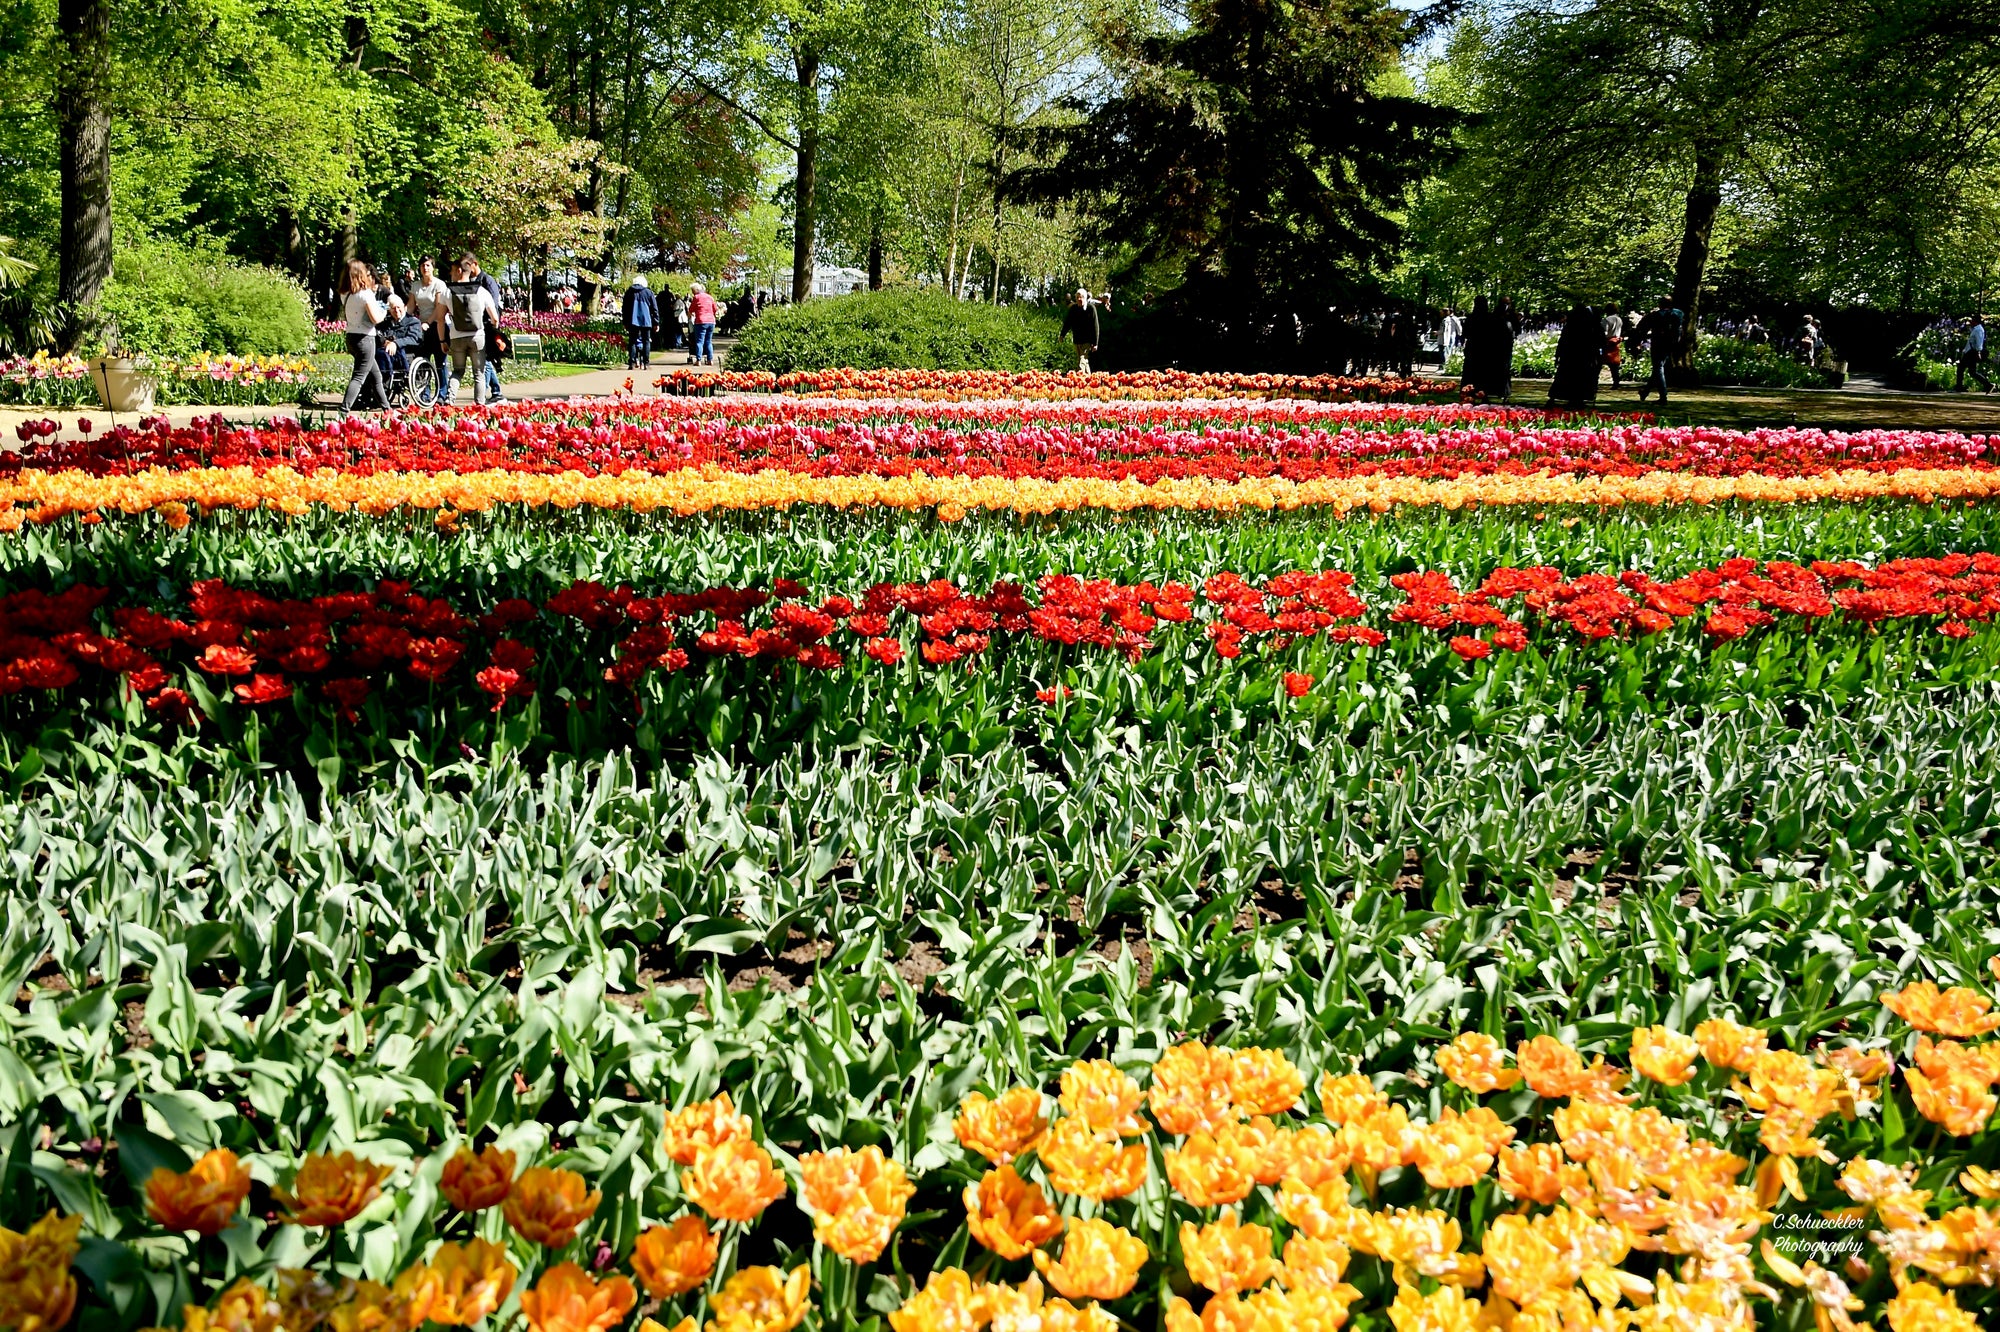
[1009,0,1453,311]
[53,0,110,348]
[1425,0,1842,369]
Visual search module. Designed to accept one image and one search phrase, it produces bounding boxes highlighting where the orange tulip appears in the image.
[638,1320,696,1332]
[1038,1115,1148,1201]
[146,1148,253,1236]
[682,1138,786,1223]
[519,1263,636,1332]
[1693,1018,1769,1072]
[1218,1116,1294,1186]
[1495,1144,1589,1208]
[1282,1124,1351,1188]
[1031,1218,1149,1302]
[1882,981,2000,1038]
[1316,1072,1387,1125]
[707,1265,811,1332]
[888,1269,986,1332]
[179,1277,283,1332]
[500,1167,601,1248]
[1150,1042,1239,1136]
[661,1093,753,1166]
[277,1152,393,1228]
[273,1269,342,1332]
[1629,1027,1700,1087]
[424,1239,518,1325]
[1179,1210,1276,1296]
[1057,1061,1148,1136]
[1279,1234,1352,1291]
[798,1146,916,1264]
[1435,1033,1521,1094]
[1227,1048,1304,1116]
[0,1212,82,1332]
[629,1216,717,1298]
[1164,1131,1256,1208]
[953,1088,1048,1164]
[393,1262,443,1330]
[324,1280,398,1332]
[964,1166,1064,1259]
[438,1145,516,1213]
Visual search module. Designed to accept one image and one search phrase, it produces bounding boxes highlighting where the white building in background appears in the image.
[812,265,869,297]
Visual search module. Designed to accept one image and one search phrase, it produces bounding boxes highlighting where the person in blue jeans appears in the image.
[1635,296,1681,407]
[687,281,718,364]
[622,275,658,369]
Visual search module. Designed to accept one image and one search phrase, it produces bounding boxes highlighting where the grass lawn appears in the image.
[1514,375,2000,431]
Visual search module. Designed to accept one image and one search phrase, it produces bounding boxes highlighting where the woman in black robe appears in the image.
[1459,296,1512,401]
[1549,302,1603,405]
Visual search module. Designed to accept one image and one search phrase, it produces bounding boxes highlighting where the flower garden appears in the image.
[1,373,1998,1332]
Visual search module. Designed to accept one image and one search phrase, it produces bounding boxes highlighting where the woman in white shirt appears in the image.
[339,259,390,415]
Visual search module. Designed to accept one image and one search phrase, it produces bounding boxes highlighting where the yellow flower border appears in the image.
[3,464,1998,525]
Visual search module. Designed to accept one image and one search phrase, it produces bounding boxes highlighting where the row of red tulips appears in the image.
[3,556,1996,718]
[2,407,1986,485]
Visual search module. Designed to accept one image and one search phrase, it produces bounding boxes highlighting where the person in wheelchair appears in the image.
[372,306,435,408]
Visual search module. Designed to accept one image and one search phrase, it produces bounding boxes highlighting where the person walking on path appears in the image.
[408,255,453,403]
[1549,301,1603,406]
[1440,308,1463,361]
[1062,289,1100,372]
[659,287,684,357]
[1636,296,1682,407]
[687,282,718,365]
[338,259,390,416]
[461,254,505,400]
[442,259,500,406]
[1599,304,1624,386]
[622,275,659,370]
[1958,316,1993,392]
[1458,295,1516,402]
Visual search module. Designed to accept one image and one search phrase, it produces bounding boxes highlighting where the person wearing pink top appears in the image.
[687,282,719,365]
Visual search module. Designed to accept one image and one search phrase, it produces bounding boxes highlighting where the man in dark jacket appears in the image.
[1061,289,1099,372]
[1635,296,1682,407]
[622,275,659,369]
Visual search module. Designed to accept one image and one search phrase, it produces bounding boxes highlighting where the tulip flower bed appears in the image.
[1,353,316,409]
[3,386,2000,1332]
[3,402,1998,526]
[7,1006,2000,1332]
[656,366,1472,402]
[4,554,2000,761]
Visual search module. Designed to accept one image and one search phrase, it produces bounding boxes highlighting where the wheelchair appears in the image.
[371,316,443,408]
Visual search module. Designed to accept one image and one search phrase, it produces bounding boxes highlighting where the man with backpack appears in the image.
[459,253,506,400]
[1635,296,1682,407]
[438,259,500,405]
[622,275,659,370]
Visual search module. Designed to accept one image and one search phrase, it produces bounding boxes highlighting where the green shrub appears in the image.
[727,286,1069,372]
[1691,334,1825,388]
[99,238,313,358]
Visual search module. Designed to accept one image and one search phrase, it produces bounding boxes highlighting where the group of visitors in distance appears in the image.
[335,253,510,416]
[333,258,778,416]
[615,276,724,372]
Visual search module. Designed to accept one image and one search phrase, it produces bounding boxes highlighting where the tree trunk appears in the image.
[578,43,607,311]
[1668,147,1723,380]
[868,212,883,291]
[55,0,112,350]
[989,140,1006,303]
[592,0,641,298]
[791,46,820,302]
